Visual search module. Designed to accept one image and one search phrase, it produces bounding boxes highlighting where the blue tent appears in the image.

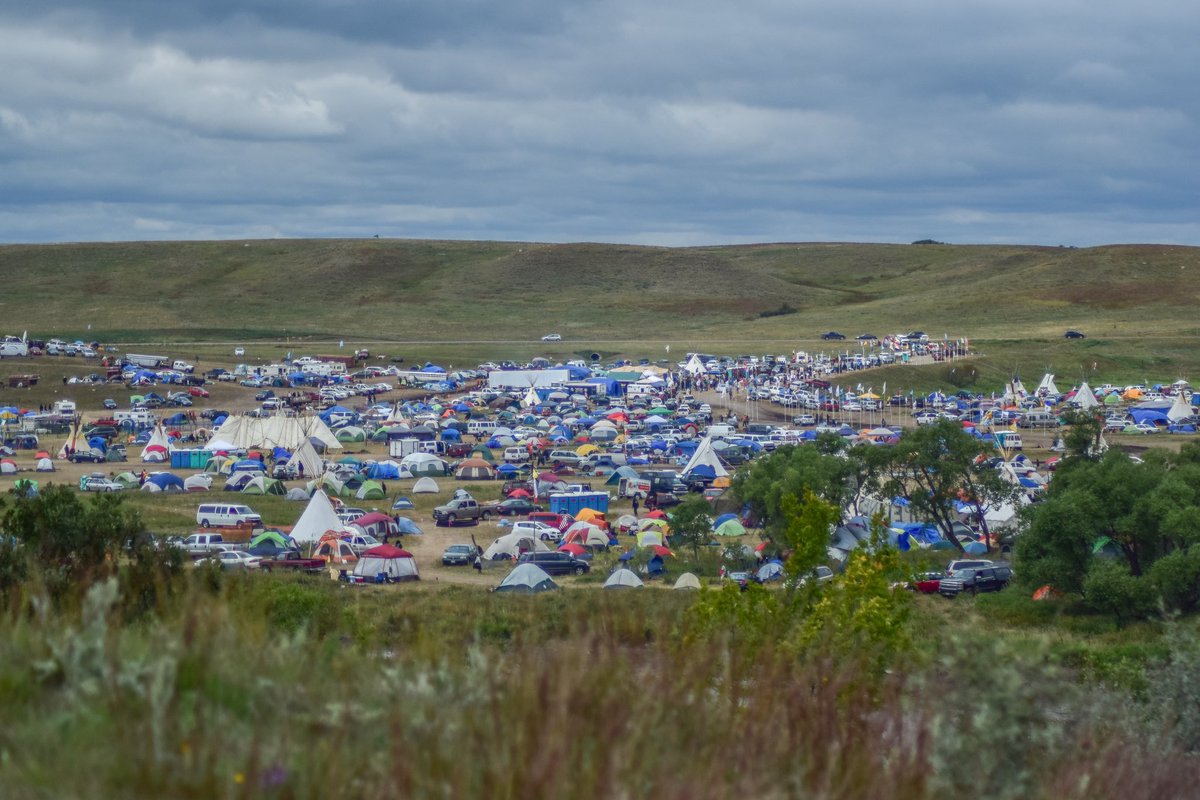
[88,436,108,451]
[164,412,188,425]
[147,472,185,491]
[367,462,401,479]
[1129,409,1169,425]
[688,464,717,479]
[394,517,423,535]
[755,560,785,582]
[272,447,292,462]
[963,541,988,555]
[231,459,265,473]
[713,513,738,529]
[422,363,446,373]
[496,463,520,473]
[441,428,462,441]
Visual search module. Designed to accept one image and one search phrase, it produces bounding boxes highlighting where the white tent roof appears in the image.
[483,531,551,561]
[1073,382,1100,410]
[211,414,342,452]
[286,438,325,477]
[682,436,728,478]
[672,572,701,590]
[140,424,172,461]
[352,552,419,581]
[683,354,706,376]
[412,477,440,493]
[1167,391,1193,423]
[603,568,644,589]
[1036,373,1059,395]
[290,489,344,544]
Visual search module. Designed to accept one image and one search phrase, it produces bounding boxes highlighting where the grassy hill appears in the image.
[2,238,1199,385]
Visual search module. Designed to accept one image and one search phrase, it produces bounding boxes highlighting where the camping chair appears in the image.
[375,572,387,584]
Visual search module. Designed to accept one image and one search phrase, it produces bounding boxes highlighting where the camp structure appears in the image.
[412,477,440,494]
[483,531,551,561]
[672,572,701,590]
[455,457,496,481]
[290,489,345,544]
[603,568,644,589]
[209,414,342,452]
[313,532,358,566]
[140,425,172,463]
[286,438,324,480]
[351,544,419,582]
[681,436,728,480]
[241,475,285,495]
[349,512,399,540]
[495,563,557,593]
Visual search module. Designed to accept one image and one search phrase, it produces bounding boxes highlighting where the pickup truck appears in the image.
[938,565,1013,598]
[432,497,489,526]
[182,533,238,558]
[259,550,325,574]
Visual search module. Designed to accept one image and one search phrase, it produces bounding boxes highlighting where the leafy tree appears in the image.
[731,443,859,541]
[667,495,713,560]
[1149,547,1200,613]
[1081,560,1157,623]
[865,419,1020,552]
[2,485,141,601]
[1059,408,1105,460]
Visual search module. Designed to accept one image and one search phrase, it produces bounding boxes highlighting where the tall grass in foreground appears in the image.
[0,574,1197,799]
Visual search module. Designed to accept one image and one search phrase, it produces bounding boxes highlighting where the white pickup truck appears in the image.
[182,533,238,557]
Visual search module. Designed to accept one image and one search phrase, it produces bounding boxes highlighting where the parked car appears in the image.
[1064,330,1087,339]
[821,331,846,340]
[516,550,589,575]
[68,449,107,464]
[910,572,944,593]
[541,333,563,342]
[510,520,564,542]
[203,550,262,571]
[442,544,478,566]
[102,398,118,410]
[234,347,245,356]
[82,477,123,493]
[938,565,1013,597]
[487,498,543,517]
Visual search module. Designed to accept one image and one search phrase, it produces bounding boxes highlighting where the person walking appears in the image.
[631,495,640,518]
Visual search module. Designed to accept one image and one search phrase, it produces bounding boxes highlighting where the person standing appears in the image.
[631,495,640,518]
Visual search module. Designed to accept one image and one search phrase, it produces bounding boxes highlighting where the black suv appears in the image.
[517,551,590,576]
[938,565,1013,597]
[1064,330,1086,339]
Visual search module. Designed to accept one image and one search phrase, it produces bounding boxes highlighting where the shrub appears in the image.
[1149,547,1200,613]
[1082,561,1158,623]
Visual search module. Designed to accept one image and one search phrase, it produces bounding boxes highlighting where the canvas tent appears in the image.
[412,477,440,494]
[681,436,728,479]
[603,568,644,589]
[483,531,551,561]
[352,544,419,582]
[673,572,701,590]
[495,563,557,593]
[286,438,324,479]
[210,414,342,452]
[291,489,345,544]
[140,425,172,463]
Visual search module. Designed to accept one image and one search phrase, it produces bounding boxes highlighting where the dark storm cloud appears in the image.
[1,1,1198,245]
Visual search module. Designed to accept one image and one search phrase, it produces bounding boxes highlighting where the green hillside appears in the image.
[2,238,1199,385]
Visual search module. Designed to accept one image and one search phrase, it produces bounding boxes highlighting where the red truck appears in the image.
[259,550,326,574]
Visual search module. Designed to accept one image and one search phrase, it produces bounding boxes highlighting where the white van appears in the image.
[467,420,498,437]
[195,504,262,528]
[114,409,155,427]
[503,446,530,463]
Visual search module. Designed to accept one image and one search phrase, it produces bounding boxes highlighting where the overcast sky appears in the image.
[2,2,1197,246]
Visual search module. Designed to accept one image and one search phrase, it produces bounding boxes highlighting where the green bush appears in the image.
[1149,547,1200,613]
[1082,561,1158,623]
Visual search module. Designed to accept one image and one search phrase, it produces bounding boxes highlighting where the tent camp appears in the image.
[291,490,345,544]
[495,563,557,593]
[483,531,551,561]
[673,572,702,590]
[286,439,325,479]
[352,544,419,582]
[140,425,172,463]
[210,414,342,452]
[412,477,440,494]
[603,568,644,589]
[350,512,399,540]
[681,436,728,479]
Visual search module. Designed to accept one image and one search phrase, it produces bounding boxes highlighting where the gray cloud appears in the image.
[1,1,1198,246]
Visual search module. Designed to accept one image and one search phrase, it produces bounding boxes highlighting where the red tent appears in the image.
[361,544,413,559]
